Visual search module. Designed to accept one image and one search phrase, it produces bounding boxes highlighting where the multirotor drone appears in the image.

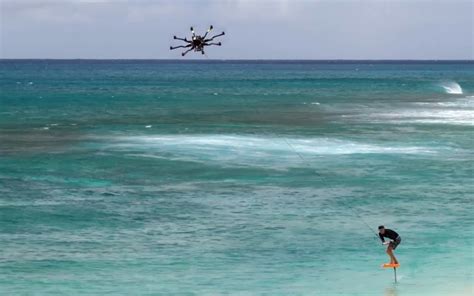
[170,25,225,56]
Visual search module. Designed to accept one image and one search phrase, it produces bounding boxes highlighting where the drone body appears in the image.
[170,25,225,56]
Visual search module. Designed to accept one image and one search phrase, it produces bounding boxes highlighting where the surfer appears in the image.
[378,226,401,265]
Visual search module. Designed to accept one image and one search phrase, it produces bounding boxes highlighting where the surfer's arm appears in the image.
[379,233,385,243]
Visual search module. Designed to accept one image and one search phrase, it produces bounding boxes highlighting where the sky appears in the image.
[0,0,472,59]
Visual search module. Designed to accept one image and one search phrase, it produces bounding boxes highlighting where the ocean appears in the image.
[0,60,473,295]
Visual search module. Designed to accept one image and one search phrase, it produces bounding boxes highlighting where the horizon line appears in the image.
[1,58,473,62]
[1,58,473,60]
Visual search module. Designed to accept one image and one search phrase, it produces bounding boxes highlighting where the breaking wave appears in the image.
[440,81,463,94]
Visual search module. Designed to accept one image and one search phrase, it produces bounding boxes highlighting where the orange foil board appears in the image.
[382,263,400,268]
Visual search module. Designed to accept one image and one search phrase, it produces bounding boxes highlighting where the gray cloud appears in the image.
[1,0,472,59]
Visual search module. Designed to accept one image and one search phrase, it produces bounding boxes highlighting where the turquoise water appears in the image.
[0,60,473,295]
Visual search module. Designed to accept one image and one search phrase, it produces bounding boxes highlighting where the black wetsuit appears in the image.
[379,229,401,249]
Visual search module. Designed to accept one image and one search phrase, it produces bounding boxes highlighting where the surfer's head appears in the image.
[378,225,385,234]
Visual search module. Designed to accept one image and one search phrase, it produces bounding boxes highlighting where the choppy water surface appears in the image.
[0,60,473,295]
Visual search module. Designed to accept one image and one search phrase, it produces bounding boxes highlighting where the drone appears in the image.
[170,25,225,56]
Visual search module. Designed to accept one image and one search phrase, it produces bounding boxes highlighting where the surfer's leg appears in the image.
[392,253,399,264]
[388,241,399,264]
[386,246,395,264]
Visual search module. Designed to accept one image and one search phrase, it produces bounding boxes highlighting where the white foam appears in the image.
[354,96,474,126]
[106,135,437,168]
[414,97,474,108]
[372,109,474,125]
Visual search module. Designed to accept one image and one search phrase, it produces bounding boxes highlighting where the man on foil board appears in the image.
[378,225,401,267]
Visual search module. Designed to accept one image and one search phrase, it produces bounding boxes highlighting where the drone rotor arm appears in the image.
[204,42,221,46]
[170,44,192,50]
[202,25,213,39]
[182,46,194,56]
[173,36,190,43]
[204,32,225,42]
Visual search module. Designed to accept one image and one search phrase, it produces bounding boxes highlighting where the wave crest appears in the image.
[440,81,463,94]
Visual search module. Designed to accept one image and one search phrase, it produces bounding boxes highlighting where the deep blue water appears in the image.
[0,60,473,295]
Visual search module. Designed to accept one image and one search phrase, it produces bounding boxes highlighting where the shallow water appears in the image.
[0,60,473,295]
